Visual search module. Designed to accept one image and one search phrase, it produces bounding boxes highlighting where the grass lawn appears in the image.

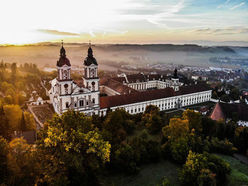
[215,154,248,186]
[100,160,181,186]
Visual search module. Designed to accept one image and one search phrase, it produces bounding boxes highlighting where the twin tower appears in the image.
[50,42,100,115]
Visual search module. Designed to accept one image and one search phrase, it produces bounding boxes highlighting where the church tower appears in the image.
[83,43,99,92]
[171,68,180,91]
[56,42,73,95]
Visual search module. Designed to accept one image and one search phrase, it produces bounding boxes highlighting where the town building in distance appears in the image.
[49,44,212,116]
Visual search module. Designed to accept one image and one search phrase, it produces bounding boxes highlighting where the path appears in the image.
[234,153,248,166]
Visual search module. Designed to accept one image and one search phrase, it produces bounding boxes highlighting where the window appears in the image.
[92,98,95,104]
[92,81,95,91]
[74,103,77,107]
[79,100,84,107]
[66,102,69,108]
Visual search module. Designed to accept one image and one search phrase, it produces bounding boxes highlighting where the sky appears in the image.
[0,0,247,45]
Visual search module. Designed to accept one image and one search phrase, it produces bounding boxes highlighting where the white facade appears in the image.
[49,45,100,116]
[99,90,212,117]
[118,72,182,92]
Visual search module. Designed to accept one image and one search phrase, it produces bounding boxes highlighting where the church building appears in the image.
[49,44,212,116]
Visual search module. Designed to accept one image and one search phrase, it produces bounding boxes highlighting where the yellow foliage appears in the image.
[163,118,189,140]
[3,104,22,131]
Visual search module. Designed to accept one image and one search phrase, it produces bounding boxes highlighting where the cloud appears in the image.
[37,29,80,36]
[230,2,245,10]
[194,26,248,35]
[145,0,186,27]
[217,0,231,9]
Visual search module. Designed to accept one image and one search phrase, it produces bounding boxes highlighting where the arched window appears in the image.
[92,98,95,104]
[92,81,95,91]
[64,84,68,94]
[64,70,68,79]
[79,100,84,107]
[66,102,69,108]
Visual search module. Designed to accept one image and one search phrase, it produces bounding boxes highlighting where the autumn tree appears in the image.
[0,136,9,184]
[180,151,230,186]
[7,138,38,186]
[36,111,111,185]
[0,106,11,140]
[183,109,202,134]
[162,118,190,163]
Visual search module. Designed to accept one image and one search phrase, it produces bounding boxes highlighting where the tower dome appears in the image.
[84,43,98,66]
[57,42,71,67]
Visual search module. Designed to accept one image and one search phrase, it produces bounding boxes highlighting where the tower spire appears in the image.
[60,40,66,57]
[88,40,93,57]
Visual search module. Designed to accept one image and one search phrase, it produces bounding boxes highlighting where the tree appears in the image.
[142,105,163,134]
[37,111,111,185]
[229,88,240,101]
[180,151,230,186]
[197,169,216,186]
[0,106,11,140]
[20,112,26,132]
[234,126,248,153]
[183,109,202,134]
[10,63,17,83]
[162,118,189,141]
[7,138,38,186]
[23,111,36,131]
[3,105,22,132]
[162,118,190,163]
[102,109,133,146]
[220,94,230,103]
[0,136,9,184]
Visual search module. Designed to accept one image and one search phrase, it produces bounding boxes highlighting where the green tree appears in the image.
[183,109,202,134]
[102,109,134,146]
[142,106,163,134]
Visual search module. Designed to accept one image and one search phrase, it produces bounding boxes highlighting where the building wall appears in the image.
[99,90,212,116]
[126,79,179,91]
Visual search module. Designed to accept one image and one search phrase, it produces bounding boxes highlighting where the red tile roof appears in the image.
[100,78,138,95]
[211,102,248,121]
[100,87,175,109]
[210,102,225,121]
[100,84,211,109]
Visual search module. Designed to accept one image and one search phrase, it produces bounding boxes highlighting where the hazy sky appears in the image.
[0,0,247,44]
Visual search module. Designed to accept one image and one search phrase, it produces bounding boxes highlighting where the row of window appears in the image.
[65,98,95,108]
[110,93,211,114]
